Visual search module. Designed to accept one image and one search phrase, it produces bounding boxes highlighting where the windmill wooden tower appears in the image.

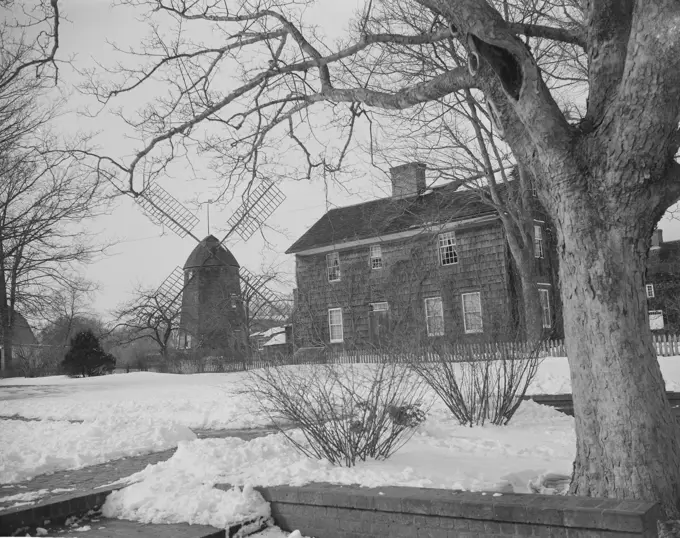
[132,180,289,360]
[179,235,245,356]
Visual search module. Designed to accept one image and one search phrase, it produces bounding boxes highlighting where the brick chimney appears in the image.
[389,162,426,198]
[651,228,663,249]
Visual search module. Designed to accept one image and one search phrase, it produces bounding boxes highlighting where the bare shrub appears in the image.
[12,345,63,377]
[410,342,543,426]
[246,361,430,466]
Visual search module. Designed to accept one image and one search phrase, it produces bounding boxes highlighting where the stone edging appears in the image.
[215,483,661,538]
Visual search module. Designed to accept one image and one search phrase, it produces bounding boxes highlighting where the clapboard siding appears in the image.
[293,221,517,348]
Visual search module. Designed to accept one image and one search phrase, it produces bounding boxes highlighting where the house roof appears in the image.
[0,312,38,346]
[286,182,497,254]
[184,235,239,269]
[250,326,285,339]
[263,332,286,347]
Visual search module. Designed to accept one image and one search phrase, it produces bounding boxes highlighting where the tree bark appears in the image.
[505,232,543,340]
[555,188,680,517]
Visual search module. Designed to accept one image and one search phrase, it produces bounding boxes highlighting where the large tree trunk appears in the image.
[556,191,680,517]
[509,242,543,340]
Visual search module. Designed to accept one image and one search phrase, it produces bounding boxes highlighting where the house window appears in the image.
[462,292,483,334]
[369,302,389,346]
[328,308,344,342]
[370,245,383,269]
[438,232,458,266]
[257,339,264,351]
[649,310,664,330]
[539,289,551,328]
[534,225,544,258]
[424,297,444,336]
[327,252,340,282]
[646,284,655,298]
[184,333,193,349]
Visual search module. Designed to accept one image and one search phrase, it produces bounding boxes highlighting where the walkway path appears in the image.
[0,426,277,515]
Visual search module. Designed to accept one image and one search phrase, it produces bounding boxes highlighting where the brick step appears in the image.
[1,489,268,538]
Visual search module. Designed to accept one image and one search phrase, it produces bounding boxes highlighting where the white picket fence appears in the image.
[243,335,680,369]
[653,334,680,356]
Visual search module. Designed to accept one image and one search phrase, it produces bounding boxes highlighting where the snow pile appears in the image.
[103,480,270,531]
[0,416,195,483]
[101,399,574,529]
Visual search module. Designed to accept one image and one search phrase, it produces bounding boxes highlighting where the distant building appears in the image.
[646,229,680,332]
[287,163,561,350]
[250,325,293,359]
[178,235,247,358]
[0,312,38,371]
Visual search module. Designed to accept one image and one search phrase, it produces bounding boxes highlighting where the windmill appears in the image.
[130,179,291,356]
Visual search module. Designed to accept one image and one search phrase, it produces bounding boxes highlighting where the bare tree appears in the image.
[0,149,109,370]
[85,0,680,517]
[0,0,61,95]
[112,285,182,362]
[40,277,97,336]
[0,0,109,371]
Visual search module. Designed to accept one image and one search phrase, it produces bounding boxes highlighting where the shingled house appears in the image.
[286,163,561,350]
[0,312,38,371]
[646,229,680,332]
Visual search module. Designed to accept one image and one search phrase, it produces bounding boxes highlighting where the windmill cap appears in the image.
[183,235,240,269]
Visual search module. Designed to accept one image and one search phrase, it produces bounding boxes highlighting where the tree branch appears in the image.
[417,0,572,166]
[582,0,634,127]
[600,2,680,185]
[314,67,476,109]
[0,0,61,92]
[507,21,586,50]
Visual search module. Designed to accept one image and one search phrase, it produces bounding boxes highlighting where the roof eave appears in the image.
[289,212,499,256]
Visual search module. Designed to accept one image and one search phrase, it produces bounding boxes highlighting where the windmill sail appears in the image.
[137,183,200,238]
[225,181,285,242]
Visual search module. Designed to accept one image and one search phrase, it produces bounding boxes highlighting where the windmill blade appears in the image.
[240,267,291,323]
[225,181,285,242]
[155,266,186,312]
[137,183,200,238]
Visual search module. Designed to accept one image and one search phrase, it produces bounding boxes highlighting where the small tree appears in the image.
[112,286,181,362]
[62,329,115,377]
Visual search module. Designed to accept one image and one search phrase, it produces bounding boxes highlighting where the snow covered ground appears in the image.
[0,416,195,483]
[3,356,680,428]
[1,355,679,529]
[0,372,265,429]
[99,399,574,530]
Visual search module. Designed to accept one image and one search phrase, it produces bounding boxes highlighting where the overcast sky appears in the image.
[53,0,384,320]
[39,1,680,320]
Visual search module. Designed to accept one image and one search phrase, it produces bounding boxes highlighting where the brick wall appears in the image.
[215,483,660,538]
